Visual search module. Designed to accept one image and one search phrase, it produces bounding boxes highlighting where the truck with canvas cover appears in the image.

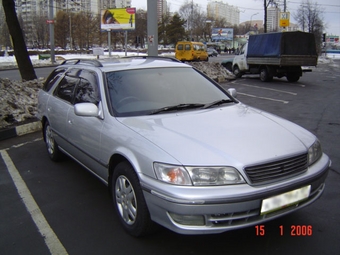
[221,31,318,82]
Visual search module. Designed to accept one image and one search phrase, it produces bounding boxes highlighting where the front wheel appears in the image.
[224,62,232,72]
[111,161,157,237]
[233,65,242,78]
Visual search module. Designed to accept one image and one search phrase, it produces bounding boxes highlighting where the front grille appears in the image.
[244,153,308,184]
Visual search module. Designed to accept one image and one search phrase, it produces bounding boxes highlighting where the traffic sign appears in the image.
[279,12,290,27]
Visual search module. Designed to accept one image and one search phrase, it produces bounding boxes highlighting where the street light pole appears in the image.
[250,12,259,29]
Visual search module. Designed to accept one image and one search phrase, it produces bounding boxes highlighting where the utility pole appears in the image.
[49,0,55,62]
[147,0,158,56]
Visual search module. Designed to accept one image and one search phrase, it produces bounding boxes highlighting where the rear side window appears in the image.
[43,68,66,92]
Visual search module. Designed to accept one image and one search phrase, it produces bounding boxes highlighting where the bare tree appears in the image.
[55,11,70,49]
[34,15,49,48]
[72,12,97,49]
[0,8,11,48]
[293,0,324,53]
[2,0,36,80]
[179,1,208,41]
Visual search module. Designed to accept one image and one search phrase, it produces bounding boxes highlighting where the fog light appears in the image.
[169,212,205,226]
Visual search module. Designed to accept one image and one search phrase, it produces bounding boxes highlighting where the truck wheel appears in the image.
[286,73,300,82]
[260,67,273,82]
[233,66,242,78]
[224,62,232,72]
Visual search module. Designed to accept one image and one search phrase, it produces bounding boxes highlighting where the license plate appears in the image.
[261,185,311,215]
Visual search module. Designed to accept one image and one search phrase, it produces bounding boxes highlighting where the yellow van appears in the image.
[175,41,209,62]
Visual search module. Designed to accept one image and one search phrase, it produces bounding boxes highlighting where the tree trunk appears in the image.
[2,0,37,81]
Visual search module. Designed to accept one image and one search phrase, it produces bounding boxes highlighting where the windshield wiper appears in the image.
[150,103,205,115]
[203,99,234,109]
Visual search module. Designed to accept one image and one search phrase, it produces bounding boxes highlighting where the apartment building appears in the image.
[207,1,240,26]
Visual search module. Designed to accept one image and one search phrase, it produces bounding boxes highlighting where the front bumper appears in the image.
[140,154,330,235]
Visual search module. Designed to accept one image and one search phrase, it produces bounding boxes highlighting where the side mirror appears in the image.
[228,88,237,98]
[74,102,99,117]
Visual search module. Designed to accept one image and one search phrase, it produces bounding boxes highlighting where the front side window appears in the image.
[43,68,66,92]
[106,67,233,117]
[55,76,79,103]
[74,70,100,105]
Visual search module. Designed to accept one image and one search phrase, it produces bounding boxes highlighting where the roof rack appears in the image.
[61,59,103,67]
[122,56,181,63]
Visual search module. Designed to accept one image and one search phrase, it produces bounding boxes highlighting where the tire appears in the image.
[286,73,300,82]
[260,67,273,82]
[43,121,63,161]
[233,65,242,78]
[224,62,232,72]
[111,161,157,237]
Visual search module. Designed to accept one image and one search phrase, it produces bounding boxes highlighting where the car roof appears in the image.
[59,56,191,72]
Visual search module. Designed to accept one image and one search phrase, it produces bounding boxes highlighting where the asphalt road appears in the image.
[0,60,339,255]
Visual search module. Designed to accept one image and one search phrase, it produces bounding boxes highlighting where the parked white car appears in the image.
[37,57,331,237]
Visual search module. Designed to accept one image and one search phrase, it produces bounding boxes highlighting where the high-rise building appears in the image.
[267,7,280,32]
[207,1,240,26]
[157,0,168,21]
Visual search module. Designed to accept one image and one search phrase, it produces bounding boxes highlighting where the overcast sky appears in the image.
[131,0,340,37]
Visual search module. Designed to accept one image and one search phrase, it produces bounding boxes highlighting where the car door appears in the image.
[47,69,78,150]
[65,69,106,178]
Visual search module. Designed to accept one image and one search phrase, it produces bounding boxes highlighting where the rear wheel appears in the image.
[43,121,63,161]
[260,67,273,82]
[111,161,157,237]
[286,73,300,82]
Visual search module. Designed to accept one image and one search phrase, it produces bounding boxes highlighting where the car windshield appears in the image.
[105,67,235,116]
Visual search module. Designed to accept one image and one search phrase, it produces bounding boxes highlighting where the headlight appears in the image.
[154,163,245,186]
[186,166,245,185]
[154,163,192,185]
[308,140,322,166]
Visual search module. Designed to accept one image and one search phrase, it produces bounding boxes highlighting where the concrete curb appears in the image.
[0,120,42,141]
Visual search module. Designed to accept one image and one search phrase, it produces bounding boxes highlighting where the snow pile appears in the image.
[188,61,235,82]
[0,78,44,128]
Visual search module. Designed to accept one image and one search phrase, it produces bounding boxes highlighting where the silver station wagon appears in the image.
[37,57,331,237]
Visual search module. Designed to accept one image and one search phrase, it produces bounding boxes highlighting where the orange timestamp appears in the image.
[255,225,313,236]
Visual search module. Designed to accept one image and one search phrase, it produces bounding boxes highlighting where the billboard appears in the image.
[101,8,136,31]
[211,28,233,41]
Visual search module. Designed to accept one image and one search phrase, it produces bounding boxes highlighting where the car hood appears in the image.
[118,104,315,167]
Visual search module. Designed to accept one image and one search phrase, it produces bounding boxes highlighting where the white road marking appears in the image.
[237,92,289,104]
[0,150,68,255]
[236,83,297,95]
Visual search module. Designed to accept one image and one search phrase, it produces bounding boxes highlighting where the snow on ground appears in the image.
[0,52,235,129]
